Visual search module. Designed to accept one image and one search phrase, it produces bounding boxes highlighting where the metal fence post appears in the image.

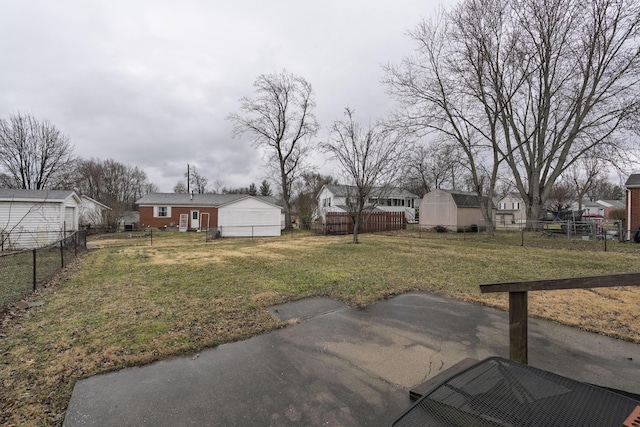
[150,228,153,246]
[33,249,37,291]
[60,240,64,268]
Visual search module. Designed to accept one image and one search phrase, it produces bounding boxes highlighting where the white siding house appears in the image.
[0,189,80,249]
[79,195,112,228]
[317,185,419,223]
[495,193,527,226]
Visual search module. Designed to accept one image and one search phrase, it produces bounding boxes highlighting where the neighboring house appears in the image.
[495,193,527,226]
[596,199,625,220]
[0,189,80,249]
[625,174,640,239]
[316,184,419,223]
[419,189,496,231]
[120,210,140,231]
[569,199,625,220]
[79,195,112,229]
[136,193,283,237]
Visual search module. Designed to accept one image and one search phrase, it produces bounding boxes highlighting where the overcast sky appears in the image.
[0,0,451,192]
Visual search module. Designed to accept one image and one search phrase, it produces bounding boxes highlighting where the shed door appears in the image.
[65,207,76,232]
[191,210,200,229]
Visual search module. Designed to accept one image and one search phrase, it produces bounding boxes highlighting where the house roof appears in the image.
[0,189,79,203]
[433,189,496,209]
[625,174,640,188]
[320,184,418,199]
[596,199,625,209]
[80,195,112,210]
[136,193,281,208]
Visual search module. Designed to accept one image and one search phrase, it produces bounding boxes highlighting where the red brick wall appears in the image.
[139,206,218,229]
[628,189,640,232]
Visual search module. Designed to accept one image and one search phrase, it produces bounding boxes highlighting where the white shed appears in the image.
[218,196,282,237]
[0,189,80,249]
[420,189,495,231]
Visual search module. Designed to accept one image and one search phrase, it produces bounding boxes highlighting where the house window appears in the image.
[512,202,520,210]
[499,202,506,210]
[157,206,169,217]
[322,198,331,207]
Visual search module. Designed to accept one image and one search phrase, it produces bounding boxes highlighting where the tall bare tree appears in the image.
[404,140,462,196]
[228,70,319,228]
[567,155,606,211]
[323,108,410,243]
[189,166,208,194]
[74,158,156,229]
[386,0,640,225]
[173,180,187,193]
[0,112,74,189]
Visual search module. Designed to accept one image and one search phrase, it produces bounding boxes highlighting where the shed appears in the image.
[136,193,283,237]
[0,189,80,249]
[419,189,496,231]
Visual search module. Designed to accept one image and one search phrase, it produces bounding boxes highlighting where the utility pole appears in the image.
[186,164,190,194]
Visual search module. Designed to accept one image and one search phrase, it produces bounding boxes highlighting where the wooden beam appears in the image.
[480,272,640,294]
[509,292,528,364]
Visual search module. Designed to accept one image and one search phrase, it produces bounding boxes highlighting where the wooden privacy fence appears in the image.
[480,273,640,364]
[325,211,406,235]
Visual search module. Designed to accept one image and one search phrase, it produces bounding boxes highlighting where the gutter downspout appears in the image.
[627,189,632,241]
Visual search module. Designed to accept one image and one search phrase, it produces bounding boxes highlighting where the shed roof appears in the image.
[136,193,281,208]
[0,189,79,202]
[447,190,496,209]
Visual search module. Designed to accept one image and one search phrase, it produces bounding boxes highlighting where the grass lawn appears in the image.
[2,231,640,425]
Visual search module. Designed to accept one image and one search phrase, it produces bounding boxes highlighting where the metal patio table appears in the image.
[392,356,640,427]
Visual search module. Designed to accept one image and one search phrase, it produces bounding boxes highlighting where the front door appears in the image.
[191,210,200,229]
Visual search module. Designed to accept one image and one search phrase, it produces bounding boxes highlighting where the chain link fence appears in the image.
[0,231,87,309]
[205,225,283,241]
[379,219,627,251]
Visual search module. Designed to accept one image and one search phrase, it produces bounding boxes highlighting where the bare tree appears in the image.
[173,180,188,193]
[588,178,624,201]
[74,158,156,229]
[292,172,338,228]
[189,166,208,194]
[228,70,319,229]
[404,140,462,196]
[567,155,606,211]
[0,112,74,189]
[545,180,574,212]
[322,108,410,243]
[386,0,640,226]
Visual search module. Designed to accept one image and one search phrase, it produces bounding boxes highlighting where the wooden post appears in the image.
[509,292,528,364]
[481,273,640,365]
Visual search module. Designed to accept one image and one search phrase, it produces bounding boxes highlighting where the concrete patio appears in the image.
[63,292,640,426]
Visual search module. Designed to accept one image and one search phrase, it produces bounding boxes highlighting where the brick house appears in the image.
[136,193,283,237]
[625,174,640,240]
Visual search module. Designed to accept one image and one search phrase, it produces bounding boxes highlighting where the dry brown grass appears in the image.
[2,231,640,425]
